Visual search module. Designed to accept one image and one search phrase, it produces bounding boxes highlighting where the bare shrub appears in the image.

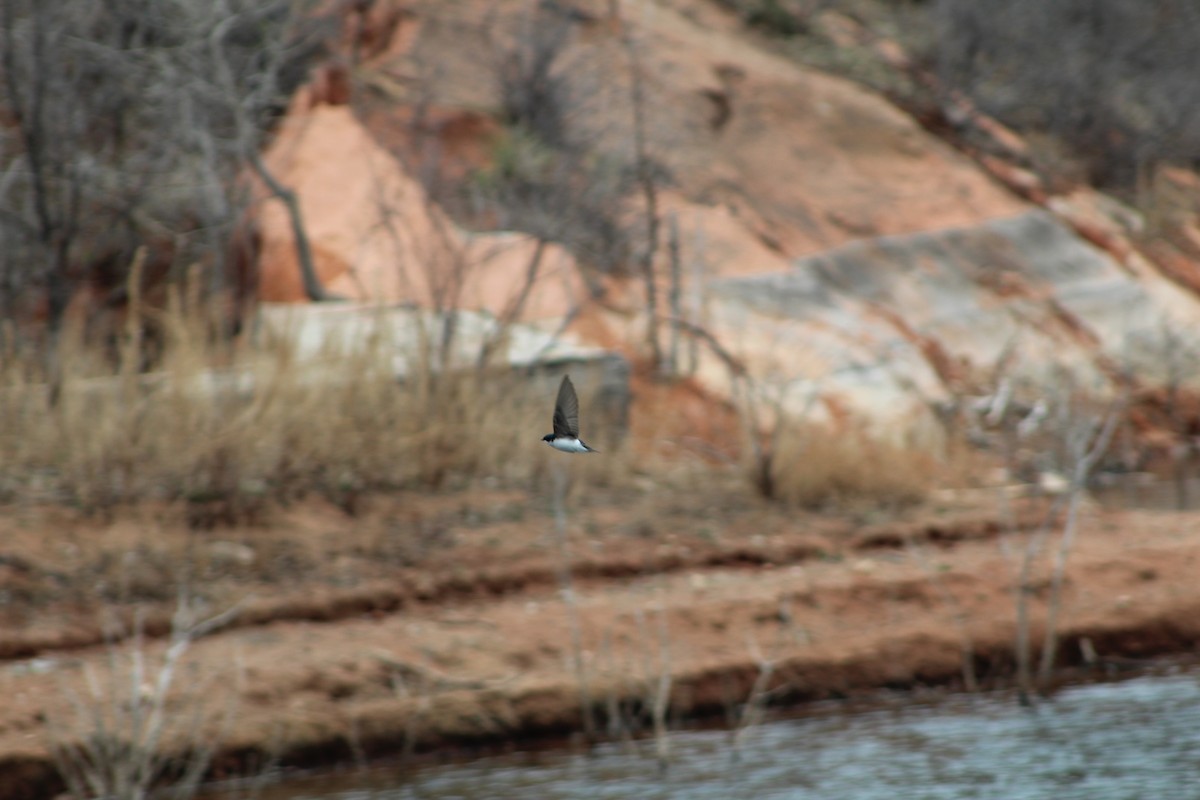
[443,1,684,283]
[467,117,636,277]
[993,378,1127,704]
[493,1,576,150]
[0,0,331,339]
[714,0,831,37]
[930,0,1200,189]
[48,595,241,800]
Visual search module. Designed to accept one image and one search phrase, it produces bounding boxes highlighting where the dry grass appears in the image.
[0,297,949,527]
[0,303,554,525]
[765,423,936,511]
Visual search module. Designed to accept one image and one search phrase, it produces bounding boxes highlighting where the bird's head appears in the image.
[541,434,555,443]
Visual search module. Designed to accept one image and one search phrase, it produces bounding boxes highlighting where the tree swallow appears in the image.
[543,375,598,453]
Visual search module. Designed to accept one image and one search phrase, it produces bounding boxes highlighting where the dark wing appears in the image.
[552,375,580,438]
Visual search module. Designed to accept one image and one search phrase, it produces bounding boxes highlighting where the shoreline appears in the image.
[1,495,1197,799]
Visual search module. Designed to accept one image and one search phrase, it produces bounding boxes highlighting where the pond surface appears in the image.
[263,666,1200,800]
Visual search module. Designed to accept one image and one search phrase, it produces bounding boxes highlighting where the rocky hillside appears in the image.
[255,0,1200,441]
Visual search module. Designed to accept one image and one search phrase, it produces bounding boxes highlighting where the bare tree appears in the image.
[494,1,575,150]
[1036,397,1124,686]
[1003,381,1126,704]
[621,17,665,370]
[1009,496,1059,707]
[0,0,331,344]
[473,3,635,280]
[1,1,99,332]
[932,0,1200,188]
[201,2,340,302]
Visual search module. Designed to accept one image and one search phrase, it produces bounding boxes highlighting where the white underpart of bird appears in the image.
[547,437,593,453]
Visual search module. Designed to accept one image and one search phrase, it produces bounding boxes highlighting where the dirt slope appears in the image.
[1,487,1198,799]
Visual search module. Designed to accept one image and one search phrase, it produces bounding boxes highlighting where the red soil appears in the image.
[0,484,1198,800]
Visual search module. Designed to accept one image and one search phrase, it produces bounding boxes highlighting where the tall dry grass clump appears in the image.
[0,298,547,523]
[757,422,934,511]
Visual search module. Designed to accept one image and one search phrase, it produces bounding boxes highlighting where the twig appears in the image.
[651,604,672,772]
[621,10,663,370]
[246,150,343,303]
[667,213,682,377]
[1011,490,1066,707]
[665,316,746,377]
[529,302,584,363]
[731,630,777,762]
[477,237,547,370]
[552,463,596,743]
[1037,398,1125,687]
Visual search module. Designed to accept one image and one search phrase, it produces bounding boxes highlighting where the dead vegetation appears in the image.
[0,0,334,336]
[47,594,243,800]
[0,267,948,528]
[0,293,557,524]
[763,423,935,512]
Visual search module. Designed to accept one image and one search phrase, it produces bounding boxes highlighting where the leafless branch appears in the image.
[1037,394,1126,686]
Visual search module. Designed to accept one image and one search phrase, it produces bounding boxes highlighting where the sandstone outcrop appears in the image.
[255,0,1200,436]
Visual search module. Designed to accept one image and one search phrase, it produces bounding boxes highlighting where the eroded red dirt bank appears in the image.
[0,493,1197,799]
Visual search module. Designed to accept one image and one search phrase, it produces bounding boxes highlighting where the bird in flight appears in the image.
[543,375,598,453]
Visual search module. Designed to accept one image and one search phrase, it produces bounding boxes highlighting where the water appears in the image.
[262,668,1200,800]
